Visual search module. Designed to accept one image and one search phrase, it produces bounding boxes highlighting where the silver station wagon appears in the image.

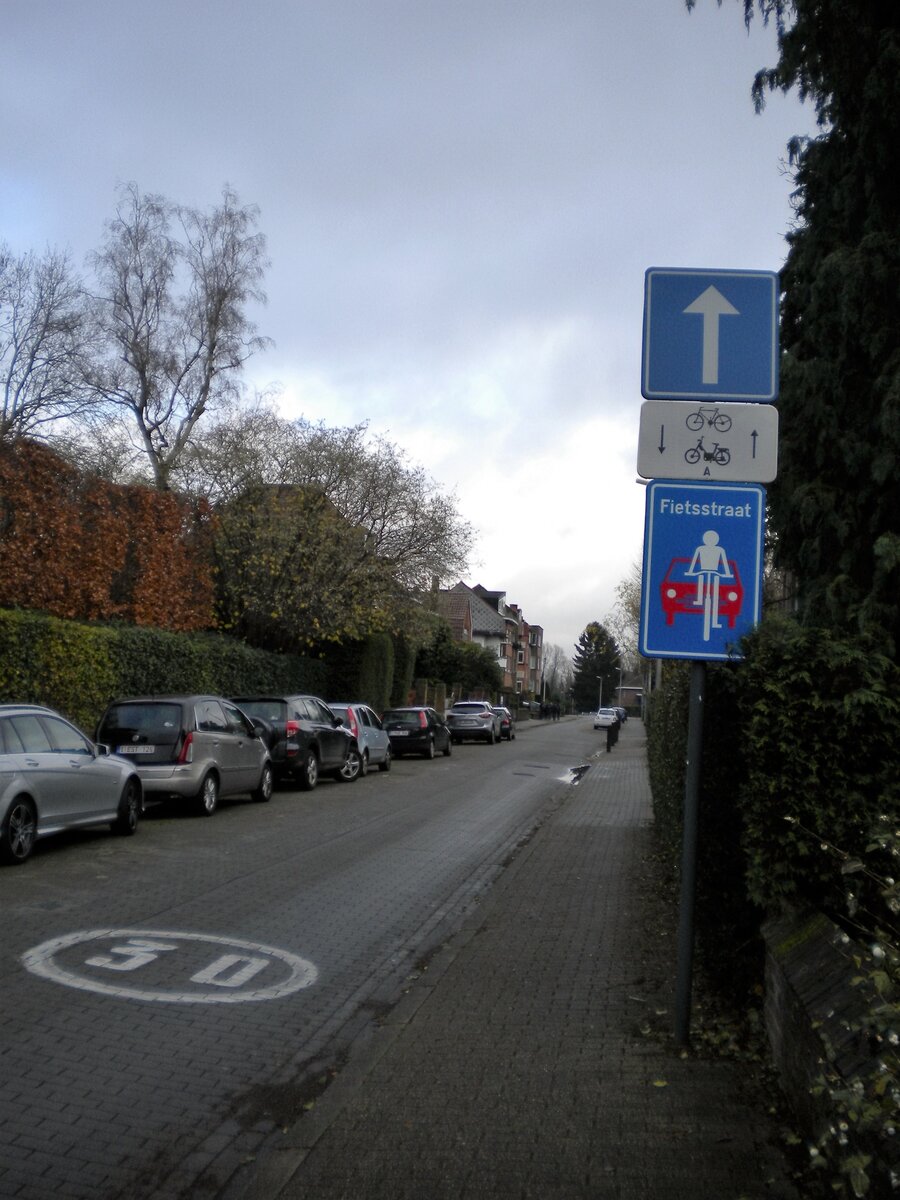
[0,704,143,865]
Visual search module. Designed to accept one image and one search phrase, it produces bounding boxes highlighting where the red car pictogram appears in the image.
[659,557,744,627]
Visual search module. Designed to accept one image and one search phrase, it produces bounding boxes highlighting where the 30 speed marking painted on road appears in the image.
[22,929,318,1003]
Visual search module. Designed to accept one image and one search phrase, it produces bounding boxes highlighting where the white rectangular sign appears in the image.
[637,400,779,483]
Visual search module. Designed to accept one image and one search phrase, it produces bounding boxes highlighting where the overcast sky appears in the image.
[2,1,815,655]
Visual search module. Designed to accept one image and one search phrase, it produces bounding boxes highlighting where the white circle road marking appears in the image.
[22,929,318,1003]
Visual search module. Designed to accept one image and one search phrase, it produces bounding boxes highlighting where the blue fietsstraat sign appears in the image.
[641,267,779,402]
[639,480,765,661]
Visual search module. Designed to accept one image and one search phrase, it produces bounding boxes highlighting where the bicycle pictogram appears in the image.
[685,405,732,433]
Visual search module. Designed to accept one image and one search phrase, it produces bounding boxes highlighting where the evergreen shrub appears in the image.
[0,608,325,732]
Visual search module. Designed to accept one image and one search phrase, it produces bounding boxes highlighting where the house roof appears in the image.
[447,582,506,637]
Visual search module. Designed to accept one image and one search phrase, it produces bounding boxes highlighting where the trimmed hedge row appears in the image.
[0,608,326,734]
[646,614,900,987]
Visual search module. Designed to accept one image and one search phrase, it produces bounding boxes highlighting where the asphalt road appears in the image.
[0,718,593,1200]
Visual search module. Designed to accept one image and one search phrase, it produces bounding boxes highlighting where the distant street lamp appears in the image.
[596,675,603,711]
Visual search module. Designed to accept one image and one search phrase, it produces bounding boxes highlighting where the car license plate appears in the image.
[117,745,155,754]
[391,730,409,736]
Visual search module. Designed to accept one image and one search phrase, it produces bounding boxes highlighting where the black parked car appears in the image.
[230,694,361,788]
[381,707,452,759]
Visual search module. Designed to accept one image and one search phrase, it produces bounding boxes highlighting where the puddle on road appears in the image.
[558,764,591,786]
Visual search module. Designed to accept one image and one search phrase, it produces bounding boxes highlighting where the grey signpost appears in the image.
[638,266,779,1045]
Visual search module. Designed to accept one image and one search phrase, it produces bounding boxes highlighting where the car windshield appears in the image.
[99,702,182,746]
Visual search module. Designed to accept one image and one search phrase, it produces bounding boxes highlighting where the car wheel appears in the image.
[112,778,141,835]
[194,773,219,817]
[422,737,435,760]
[252,763,274,803]
[487,728,496,745]
[337,747,361,782]
[443,738,452,757]
[298,750,319,791]
[378,746,392,772]
[1,797,37,864]
[359,750,369,778]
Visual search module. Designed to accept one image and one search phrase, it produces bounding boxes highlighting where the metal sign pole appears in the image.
[675,659,705,1046]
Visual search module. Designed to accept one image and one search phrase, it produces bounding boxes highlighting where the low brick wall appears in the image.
[763,909,873,1133]
[763,907,899,1190]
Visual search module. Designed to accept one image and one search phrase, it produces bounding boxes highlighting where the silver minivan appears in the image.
[97,695,273,816]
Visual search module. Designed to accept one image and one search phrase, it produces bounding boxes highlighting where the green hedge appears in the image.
[737,616,900,913]
[322,633,395,712]
[646,614,900,991]
[0,609,326,733]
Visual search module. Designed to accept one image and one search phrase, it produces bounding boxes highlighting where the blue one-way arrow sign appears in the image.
[642,267,779,402]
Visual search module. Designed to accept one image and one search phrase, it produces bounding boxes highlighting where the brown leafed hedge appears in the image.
[0,440,214,631]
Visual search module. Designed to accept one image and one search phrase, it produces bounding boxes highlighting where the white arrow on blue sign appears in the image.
[639,479,765,661]
[641,267,779,402]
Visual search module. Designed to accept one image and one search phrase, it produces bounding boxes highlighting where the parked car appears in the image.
[446,700,502,745]
[491,706,516,740]
[230,694,361,787]
[615,706,628,724]
[0,704,143,864]
[328,702,392,774]
[97,695,273,816]
[381,707,452,759]
[593,708,619,730]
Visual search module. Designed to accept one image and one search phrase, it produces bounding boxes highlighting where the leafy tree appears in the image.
[415,619,503,697]
[211,483,397,652]
[1,245,88,440]
[571,621,621,712]
[607,559,642,672]
[84,183,270,490]
[176,400,473,644]
[697,2,900,654]
[178,404,472,594]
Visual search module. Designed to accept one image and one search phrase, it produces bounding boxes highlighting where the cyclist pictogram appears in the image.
[686,531,733,641]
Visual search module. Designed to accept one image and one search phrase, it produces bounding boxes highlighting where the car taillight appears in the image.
[178,731,194,764]
[479,712,491,720]
[285,719,300,757]
[418,711,428,728]
[345,710,359,740]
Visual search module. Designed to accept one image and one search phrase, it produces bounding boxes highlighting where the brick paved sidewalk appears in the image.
[229,719,799,1200]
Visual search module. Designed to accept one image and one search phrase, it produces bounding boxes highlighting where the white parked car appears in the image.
[593,708,619,730]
